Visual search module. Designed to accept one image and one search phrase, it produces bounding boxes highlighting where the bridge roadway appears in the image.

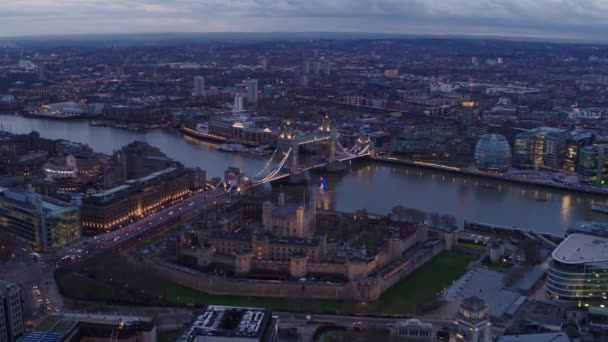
[252,151,372,184]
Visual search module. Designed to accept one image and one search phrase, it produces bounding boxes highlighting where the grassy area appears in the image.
[458,242,487,250]
[320,328,390,342]
[59,251,475,315]
[166,284,353,313]
[158,331,180,342]
[351,234,378,250]
[34,315,75,333]
[378,251,476,313]
[35,315,62,331]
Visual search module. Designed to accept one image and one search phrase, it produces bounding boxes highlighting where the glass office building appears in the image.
[547,234,608,301]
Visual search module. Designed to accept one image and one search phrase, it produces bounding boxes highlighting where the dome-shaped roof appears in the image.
[475,133,512,172]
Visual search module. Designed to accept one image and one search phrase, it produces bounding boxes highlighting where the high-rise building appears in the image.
[234,93,244,112]
[324,61,332,75]
[263,84,274,98]
[0,188,80,251]
[0,281,24,342]
[302,59,310,74]
[260,57,268,72]
[313,61,321,75]
[246,79,258,104]
[193,75,205,98]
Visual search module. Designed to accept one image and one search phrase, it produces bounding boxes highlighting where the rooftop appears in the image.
[495,332,571,342]
[552,234,608,265]
[177,305,273,342]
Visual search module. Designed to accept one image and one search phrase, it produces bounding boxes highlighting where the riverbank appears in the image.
[374,156,608,197]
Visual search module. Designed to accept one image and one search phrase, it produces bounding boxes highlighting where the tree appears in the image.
[521,238,541,265]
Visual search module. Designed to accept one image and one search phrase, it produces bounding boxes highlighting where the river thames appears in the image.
[2,114,607,235]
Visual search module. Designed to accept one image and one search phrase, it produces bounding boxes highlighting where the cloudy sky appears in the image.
[1,0,607,41]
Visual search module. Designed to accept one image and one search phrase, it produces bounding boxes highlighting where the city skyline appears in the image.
[1,0,608,42]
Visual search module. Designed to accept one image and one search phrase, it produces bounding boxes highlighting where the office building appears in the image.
[513,127,567,169]
[0,188,80,251]
[0,281,24,342]
[564,132,594,172]
[193,76,206,98]
[246,79,258,104]
[454,296,491,342]
[578,145,608,185]
[81,166,197,234]
[103,141,177,188]
[176,305,278,342]
[474,134,512,172]
[546,234,608,302]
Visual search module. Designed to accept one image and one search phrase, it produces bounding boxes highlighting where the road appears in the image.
[57,187,233,265]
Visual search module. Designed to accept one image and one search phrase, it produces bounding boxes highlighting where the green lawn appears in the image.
[351,234,378,250]
[378,251,476,313]
[158,331,180,342]
[458,242,487,250]
[59,251,475,315]
[482,259,510,270]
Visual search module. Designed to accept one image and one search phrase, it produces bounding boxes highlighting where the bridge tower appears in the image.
[319,112,336,163]
[278,120,299,169]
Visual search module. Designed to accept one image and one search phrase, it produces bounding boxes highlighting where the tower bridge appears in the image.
[214,114,373,191]
[212,114,373,192]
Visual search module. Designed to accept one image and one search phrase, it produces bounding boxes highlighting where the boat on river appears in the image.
[567,222,608,237]
[218,143,249,153]
[592,203,608,214]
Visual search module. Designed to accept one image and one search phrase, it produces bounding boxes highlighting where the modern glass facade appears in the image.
[0,190,80,251]
[547,259,608,301]
[578,145,608,185]
[474,134,512,172]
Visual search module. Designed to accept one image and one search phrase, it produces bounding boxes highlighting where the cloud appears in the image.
[0,0,607,41]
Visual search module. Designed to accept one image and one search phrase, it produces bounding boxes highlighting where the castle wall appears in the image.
[134,242,447,301]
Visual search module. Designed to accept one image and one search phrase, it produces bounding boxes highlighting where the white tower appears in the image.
[234,94,244,112]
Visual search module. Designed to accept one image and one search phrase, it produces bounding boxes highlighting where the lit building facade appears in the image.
[578,145,608,185]
[474,134,511,172]
[0,281,24,342]
[547,234,608,302]
[81,167,193,234]
[0,189,80,251]
[513,127,567,169]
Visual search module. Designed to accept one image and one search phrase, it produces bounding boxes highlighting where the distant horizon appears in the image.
[1,31,607,45]
[2,1,608,44]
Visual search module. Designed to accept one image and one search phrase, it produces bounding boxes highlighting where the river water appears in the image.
[2,114,607,235]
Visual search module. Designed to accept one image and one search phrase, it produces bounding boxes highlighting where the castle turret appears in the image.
[262,201,274,232]
[235,250,253,275]
[197,246,214,267]
[289,254,308,279]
